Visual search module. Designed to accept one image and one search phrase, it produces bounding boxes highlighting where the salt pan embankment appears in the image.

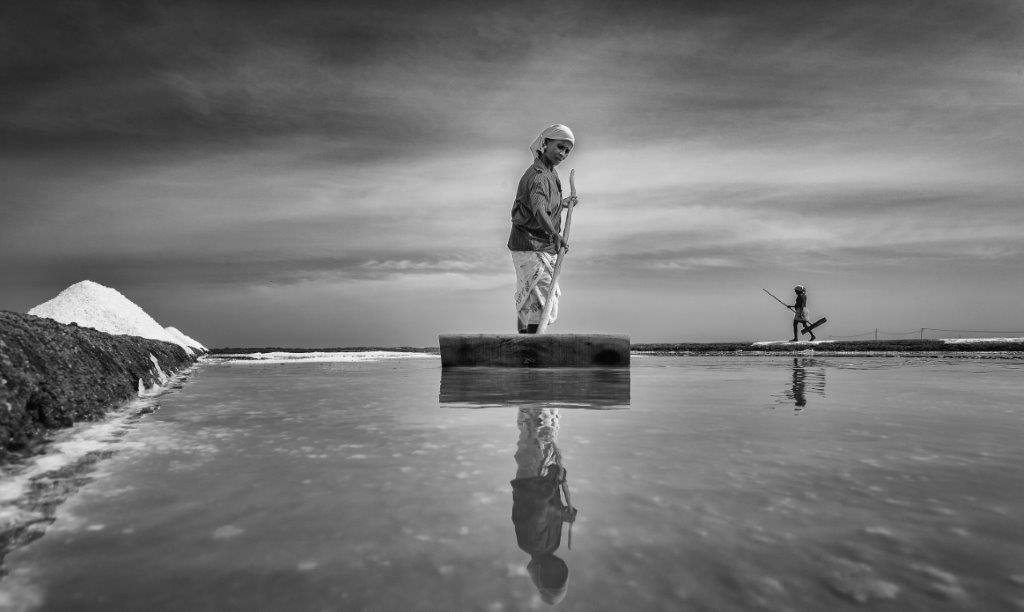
[0,281,205,458]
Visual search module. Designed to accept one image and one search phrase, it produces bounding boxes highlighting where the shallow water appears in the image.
[1,355,1023,611]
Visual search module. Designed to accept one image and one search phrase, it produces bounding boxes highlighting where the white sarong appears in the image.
[511,251,560,330]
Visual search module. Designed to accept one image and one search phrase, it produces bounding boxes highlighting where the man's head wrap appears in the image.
[530,124,575,158]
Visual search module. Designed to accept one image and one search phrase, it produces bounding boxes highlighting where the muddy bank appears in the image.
[0,311,199,460]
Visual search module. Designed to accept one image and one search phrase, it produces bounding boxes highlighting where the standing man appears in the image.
[508,124,579,333]
[790,285,816,341]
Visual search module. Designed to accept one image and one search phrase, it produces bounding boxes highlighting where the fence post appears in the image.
[874,328,878,340]
[920,328,924,340]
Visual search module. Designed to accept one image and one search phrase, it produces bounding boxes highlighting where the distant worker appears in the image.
[508,124,579,333]
[790,285,816,341]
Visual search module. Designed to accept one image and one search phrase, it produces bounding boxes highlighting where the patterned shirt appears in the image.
[507,157,564,253]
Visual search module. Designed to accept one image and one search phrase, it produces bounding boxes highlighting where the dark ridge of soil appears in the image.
[0,310,200,460]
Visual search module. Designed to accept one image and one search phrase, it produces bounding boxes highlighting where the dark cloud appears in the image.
[2,0,1022,342]
[5,0,1020,149]
[1,2,474,150]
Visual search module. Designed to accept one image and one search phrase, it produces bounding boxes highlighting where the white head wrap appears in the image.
[529,124,575,157]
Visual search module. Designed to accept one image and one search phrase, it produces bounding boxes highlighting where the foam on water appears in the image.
[0,367,192,568]
[943,337,1024,344]
[218,351,437,364]
[752,340,835,346]
[0,416,135,505]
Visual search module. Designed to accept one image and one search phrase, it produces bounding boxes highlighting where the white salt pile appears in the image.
[164,326,206,353]
[27,280,206,356]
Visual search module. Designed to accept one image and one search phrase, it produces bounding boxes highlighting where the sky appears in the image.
[2,0,1023,347]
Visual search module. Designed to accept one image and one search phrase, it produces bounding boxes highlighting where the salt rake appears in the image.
[537,169,576,334]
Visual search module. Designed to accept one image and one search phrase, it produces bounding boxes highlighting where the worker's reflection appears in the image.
[511,407,577,605]
[791,358,807,407]
[784,357,826,409]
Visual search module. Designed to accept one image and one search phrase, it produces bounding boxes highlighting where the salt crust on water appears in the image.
[0,395,154,505]
[751,340,835,346]
[754,338,1022,346]
[220,351,437,364]
[27,280,206,355]
[0,380,179,545]
[942,337,1024,344]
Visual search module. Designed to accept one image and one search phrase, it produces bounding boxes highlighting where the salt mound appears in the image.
[27,280,203,355]
[165,326,207,352]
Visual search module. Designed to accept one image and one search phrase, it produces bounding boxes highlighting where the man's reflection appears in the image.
[511,407,577,605]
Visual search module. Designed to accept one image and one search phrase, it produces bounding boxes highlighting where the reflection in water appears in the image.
[438,367,630,409]
[439,368,627,605]
[785,357,826,409]
[512,408,577,605]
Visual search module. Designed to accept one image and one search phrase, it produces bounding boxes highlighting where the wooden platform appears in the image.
[438,334,630,368]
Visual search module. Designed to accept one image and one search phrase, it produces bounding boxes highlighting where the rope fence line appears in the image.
[828,328,1024,340]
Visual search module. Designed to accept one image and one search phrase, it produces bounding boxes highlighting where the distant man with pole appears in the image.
[508,124,579,334]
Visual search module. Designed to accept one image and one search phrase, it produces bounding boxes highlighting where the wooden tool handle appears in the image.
[537,169,575,333]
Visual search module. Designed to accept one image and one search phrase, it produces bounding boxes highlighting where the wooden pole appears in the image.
[537,169,575,333]
[762,288,795,312]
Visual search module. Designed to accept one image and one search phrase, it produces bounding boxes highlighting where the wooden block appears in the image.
[438,334,630,368]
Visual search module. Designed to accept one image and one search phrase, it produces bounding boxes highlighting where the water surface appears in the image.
[1,355,1022,611]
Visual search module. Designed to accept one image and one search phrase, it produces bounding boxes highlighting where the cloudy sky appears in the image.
[2,0,1022,346]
